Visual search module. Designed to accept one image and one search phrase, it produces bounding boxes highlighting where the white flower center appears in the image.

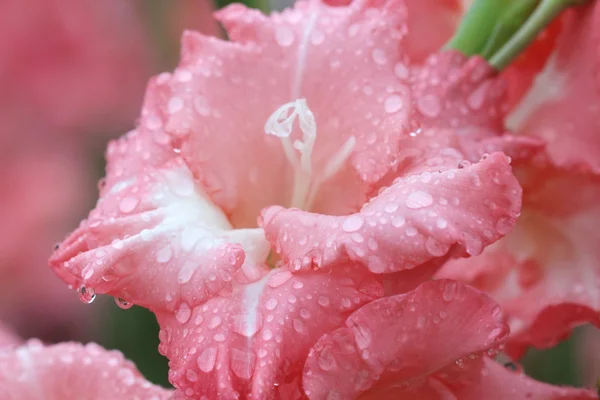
[264,99,356,210]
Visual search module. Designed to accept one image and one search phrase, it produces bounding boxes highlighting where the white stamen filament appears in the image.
[265,99,356,210]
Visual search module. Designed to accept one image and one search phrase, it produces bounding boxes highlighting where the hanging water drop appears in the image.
[78,286,96,304]
[115,297,133,310]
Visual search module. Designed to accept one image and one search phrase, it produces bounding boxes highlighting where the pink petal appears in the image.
[262,152,520,274]
[155,265,382,398]
[438,165,600,355]
[507,2,600,173]
[448,357,598,400]
[152,0,415,227]
[51,126,270,312]
[302,280,508,398]
[0,340,173,399]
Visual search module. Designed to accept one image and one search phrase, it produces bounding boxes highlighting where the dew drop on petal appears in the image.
[78,286,96,304]
[197,347,217,373]
[384,95,403,114]
[342,215,364,232]
[392,215,406,228]
[394,63,409,80]
[318,296,330,307]
[265,298,278,311]
[293,319,305,333]
[442,282,457,302]
[417,94,441,118]
[115,297,133,310]
[176,303,192,324]
[317,350,337,371]
[275,26,294,47]
[156,246,173,263]
[119,197,139,213]
[268,270,293,288]
[406,191,433,209]
[371,48,387,65]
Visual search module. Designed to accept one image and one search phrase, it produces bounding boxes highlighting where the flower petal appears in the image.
[507,2,600,173]
[448,357,598,400]
[51,132,270,312]
[155,265,382,398]
[302,280,507,399]
[438,166,600,355]
[262,152,520,274]
[0,340,173,400]
[153,0,416,226]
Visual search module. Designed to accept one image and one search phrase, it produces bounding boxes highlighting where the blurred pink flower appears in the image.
[0,340,173,399]
[437,1,600,356]
[0,0,151,137]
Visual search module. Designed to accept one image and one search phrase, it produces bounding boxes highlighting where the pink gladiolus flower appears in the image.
[48,0,595,397]
[0,340,173,399]
[50,0,521,312]
[437,1,600,356]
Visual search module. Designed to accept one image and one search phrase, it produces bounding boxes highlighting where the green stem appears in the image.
[489,0,585,70]
[447,0,590,71]
[445,0,515,56]
[480,0,540,59]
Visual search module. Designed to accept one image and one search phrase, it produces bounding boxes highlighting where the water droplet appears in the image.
[317,350,337,371]
[168,97,184,114]
[213,333,226,342]
[496,217,513,235]
[293,319,305,333]
[442,282,457,302]
[342,215,364,232]
[394,63,409,80]
[197,347,217,372]
[275,26,294,47]
[176,303,192,324]
[115,297,133,309]
[425,237,447,256]
[230,348,256,380]
[406,191,433,209]
[78,286,96,304]
[119,197,139,213]
[384,202,399,213]
[384,95,403,113]
[436,219,448,229]
[405,227,417,237]
[156,246,173,263]
[81,266,94,280]
[318,296,330,307]
[208,316,222,329]
[186,369,199,382]
[371,48,387,65]
[392,215,406,228]
[265,298,278,311]
[268,270,293,288]
[193,96,211,116]
[417,94,441,118]
[262,329,273,341]
[354,325,372,347]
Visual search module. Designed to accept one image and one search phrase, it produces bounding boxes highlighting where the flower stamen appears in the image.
[265,99,355,210]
